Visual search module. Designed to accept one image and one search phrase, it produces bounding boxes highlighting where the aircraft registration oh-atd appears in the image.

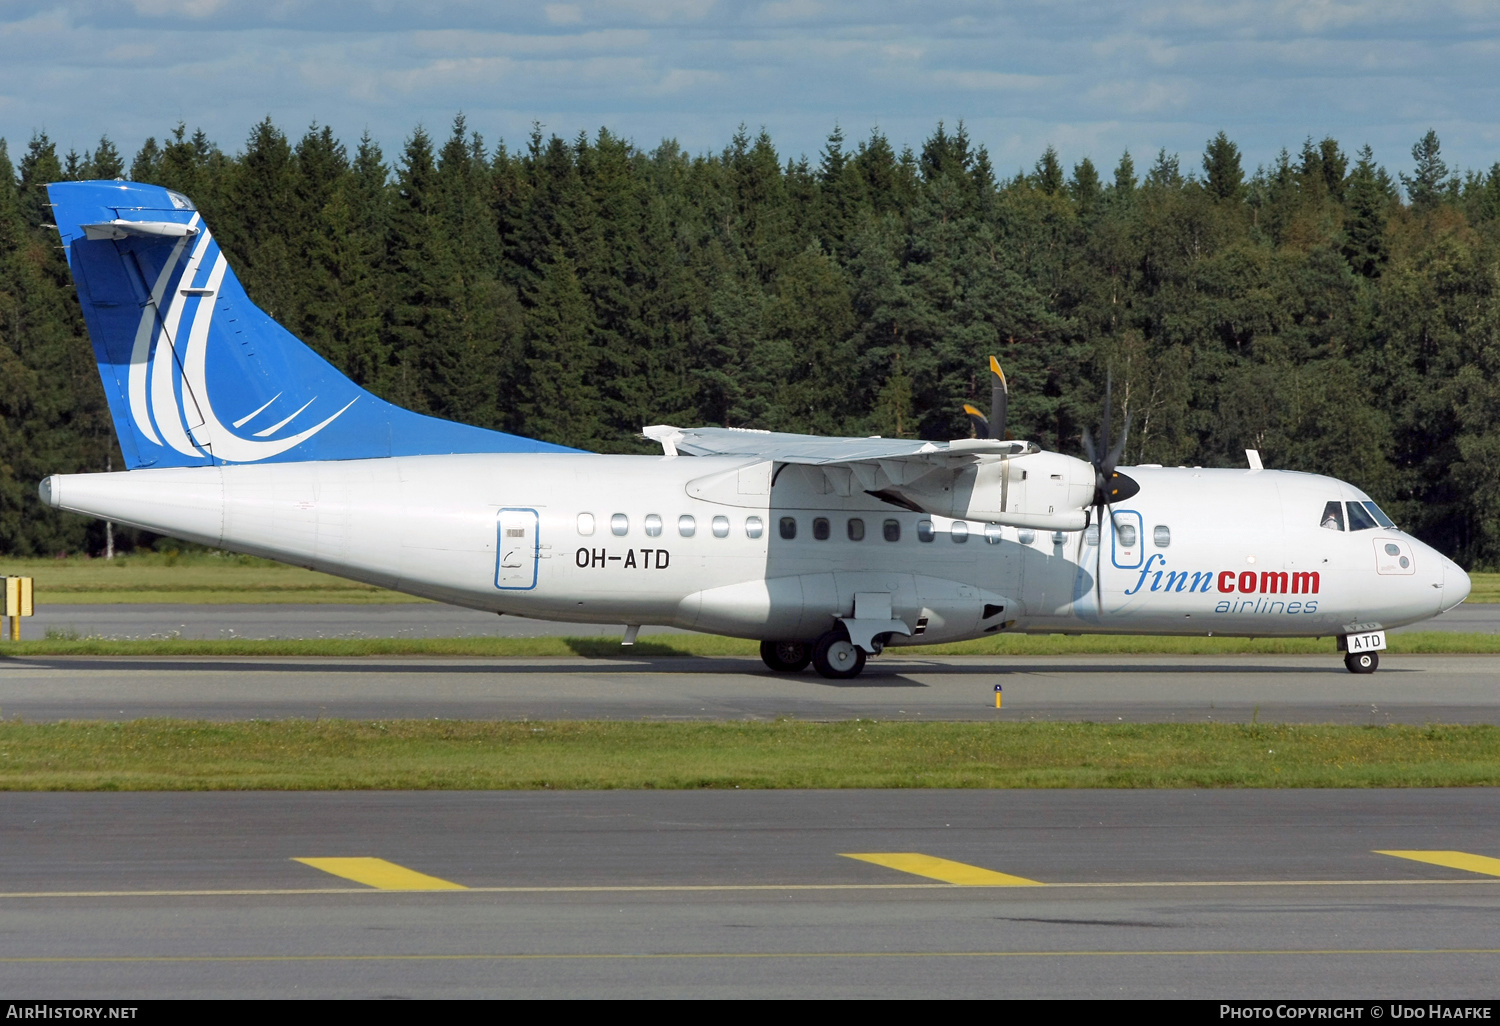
[39,180,1470,677]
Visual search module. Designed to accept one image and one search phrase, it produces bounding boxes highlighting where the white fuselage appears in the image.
[41,454,1469,644]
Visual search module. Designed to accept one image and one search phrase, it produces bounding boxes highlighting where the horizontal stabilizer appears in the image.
[80,219,200,241]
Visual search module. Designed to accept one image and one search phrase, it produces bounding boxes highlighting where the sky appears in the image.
[2,0,1499,181]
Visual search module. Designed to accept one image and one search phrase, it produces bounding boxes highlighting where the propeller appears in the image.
[1080,369,1141,610]
[964,356,1009,439]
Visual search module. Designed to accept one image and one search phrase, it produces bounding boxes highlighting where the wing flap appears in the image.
[642,424,1034,466]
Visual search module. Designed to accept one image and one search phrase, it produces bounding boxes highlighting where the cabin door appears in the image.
[495,508,539,590]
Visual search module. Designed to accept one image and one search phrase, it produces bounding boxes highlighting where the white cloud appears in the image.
[544,4,583,25]
[128,0,229,17]
[1,0,1498,177]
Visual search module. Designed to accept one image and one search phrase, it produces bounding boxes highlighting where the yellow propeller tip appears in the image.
[963,403,986,417]
[988,355,1007,388]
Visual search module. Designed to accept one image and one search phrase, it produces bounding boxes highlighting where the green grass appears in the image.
[4,552,1497,606]
[0,552,418,604]
[1469,572,1500,603]
[0,720,1493,790]
[3,630,1499,659]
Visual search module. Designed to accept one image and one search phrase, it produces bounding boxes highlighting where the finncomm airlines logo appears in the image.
[1124,554,1321,615]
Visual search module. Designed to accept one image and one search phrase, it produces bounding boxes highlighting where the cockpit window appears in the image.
[1362,501,1396,529]
[1320,501,1344,531]
[1346,501,1378,531]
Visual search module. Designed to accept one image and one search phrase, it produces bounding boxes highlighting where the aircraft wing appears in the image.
[642,424,1033,465]
[643,424,1092,528]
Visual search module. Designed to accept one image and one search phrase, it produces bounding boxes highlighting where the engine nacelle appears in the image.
[895,451,1097,531]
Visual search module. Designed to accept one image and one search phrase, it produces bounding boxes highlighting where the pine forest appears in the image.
[3,118,1500,566]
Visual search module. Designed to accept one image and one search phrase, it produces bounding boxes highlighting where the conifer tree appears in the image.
[1203,132,1244,201]
[1402,129,1448,210]
[1112,151,1137,196]
[1343,145,1388,278]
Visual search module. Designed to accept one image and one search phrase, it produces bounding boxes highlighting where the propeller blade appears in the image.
[1100,368,1113,465]
[988,355,1008,440]
[1093,499,1105,610]
[1104,411,1131,473]
[963,403,990,439]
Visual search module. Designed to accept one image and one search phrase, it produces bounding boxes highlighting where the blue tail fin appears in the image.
[48,180,577,468]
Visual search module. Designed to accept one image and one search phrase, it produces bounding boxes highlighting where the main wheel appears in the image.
[760,639,812,673]
[812,631,866,679]
[1344,651,1379,674]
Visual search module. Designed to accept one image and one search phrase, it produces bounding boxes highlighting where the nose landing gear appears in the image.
[1344,651,1379,674]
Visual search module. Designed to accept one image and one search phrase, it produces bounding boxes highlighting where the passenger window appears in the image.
[1346,501,1377,532]
[746,516,764,539]
[1153,525,1170,548]
[984,523,1003,545]
[712,515,730,538]
[577,513,595,536]
[1082,526,1097,546]
[1320,501,1345,531]
[951,521,969,543]
[1018,529,1036,544]
[611,513,629,536]
[644,514,662,537]
[678,515,696,537]
[780,516,797,540]
[1116,524,1137,547]
[1363,501,1396,529]
[882,519,901,542]
[917,520,935,542]
[813,517,830,540]
[847,518,865,542]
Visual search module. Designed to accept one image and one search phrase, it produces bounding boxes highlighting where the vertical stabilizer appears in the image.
[48,180,577,468]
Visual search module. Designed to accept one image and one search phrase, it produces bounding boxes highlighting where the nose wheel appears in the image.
[1344,651,1379,674]
[812,630,867,679]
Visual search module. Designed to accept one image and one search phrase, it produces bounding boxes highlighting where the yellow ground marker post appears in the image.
[841,853,1044,886]
[2,576,34,642]
[994,685,1002,708]
[293,858,467,890]
[1375,851,1500,878]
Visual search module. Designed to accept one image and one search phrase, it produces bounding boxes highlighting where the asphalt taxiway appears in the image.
[2,652,1498,723]
[17,599,1497,641]
[1,789,1496,998]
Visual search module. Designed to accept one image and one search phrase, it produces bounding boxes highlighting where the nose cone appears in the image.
[1441,556,1472,612]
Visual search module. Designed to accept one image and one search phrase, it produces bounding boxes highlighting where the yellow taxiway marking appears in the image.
[1376,850,1500,878]
[0,879,1498,900]
[841,853,1044,886]
[292,858,466,891]
[1,949,1497,964]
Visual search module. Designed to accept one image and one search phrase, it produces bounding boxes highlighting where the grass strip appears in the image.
[0,720,1494,790]
[0,553,418,604]
[3,631,1500,658]
[4,552,1498,605]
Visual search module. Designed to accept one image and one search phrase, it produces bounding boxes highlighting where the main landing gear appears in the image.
[759,639,812,673]
[1344,651,1379,674]
[759,631,868,679]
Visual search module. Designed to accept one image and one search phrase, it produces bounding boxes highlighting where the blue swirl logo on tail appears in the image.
[49,179,577,469]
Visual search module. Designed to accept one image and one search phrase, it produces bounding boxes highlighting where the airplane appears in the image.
[36,180,1471,678]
